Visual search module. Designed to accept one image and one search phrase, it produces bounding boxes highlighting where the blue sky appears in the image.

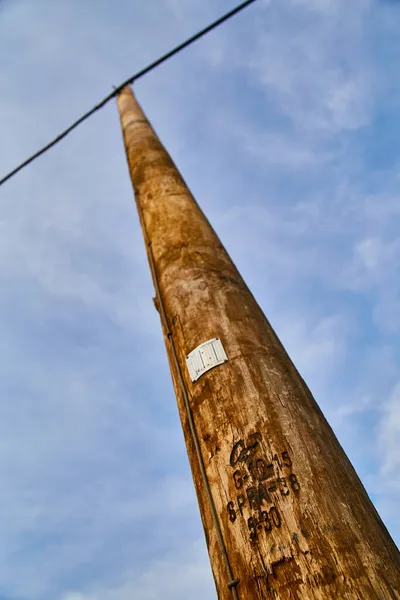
[0,0,399,598]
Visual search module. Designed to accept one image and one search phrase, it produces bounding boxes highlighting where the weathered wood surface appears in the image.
[117,86,400,600]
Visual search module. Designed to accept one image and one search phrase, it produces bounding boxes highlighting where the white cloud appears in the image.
[60,538,214,600]
[333,394,377,419]
[380,381,400,475]
[0,0,400,598]
[356,237,384,270]
[292,0,338,13]
[278,314,347,382]
[238,0,373,133]
[349,237,400,282]
[215,113,331,169]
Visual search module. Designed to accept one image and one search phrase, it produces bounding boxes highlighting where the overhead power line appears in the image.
[0,0,258,187]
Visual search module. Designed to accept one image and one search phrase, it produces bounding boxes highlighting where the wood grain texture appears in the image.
[117,85,400,600]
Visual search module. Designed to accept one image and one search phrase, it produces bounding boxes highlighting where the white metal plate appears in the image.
[186,338,228,382]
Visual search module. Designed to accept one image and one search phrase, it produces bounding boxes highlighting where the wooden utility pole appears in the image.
[117,85,400,600]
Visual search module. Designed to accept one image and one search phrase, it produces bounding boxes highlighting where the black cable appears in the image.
[0,0,258,187]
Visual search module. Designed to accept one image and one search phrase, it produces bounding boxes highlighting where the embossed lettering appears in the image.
[227,501,236,523]
[237,494,246,516]
[246,486,259,509]
[258,483,271,505]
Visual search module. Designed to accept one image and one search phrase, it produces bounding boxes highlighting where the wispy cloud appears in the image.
[0,0,399,598]
[380,381,400,475]
[60,538,214,600]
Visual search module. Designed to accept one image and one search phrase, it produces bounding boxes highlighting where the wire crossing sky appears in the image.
[0,0,258,187]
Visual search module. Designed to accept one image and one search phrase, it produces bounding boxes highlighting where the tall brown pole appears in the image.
[117,85,400,600]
